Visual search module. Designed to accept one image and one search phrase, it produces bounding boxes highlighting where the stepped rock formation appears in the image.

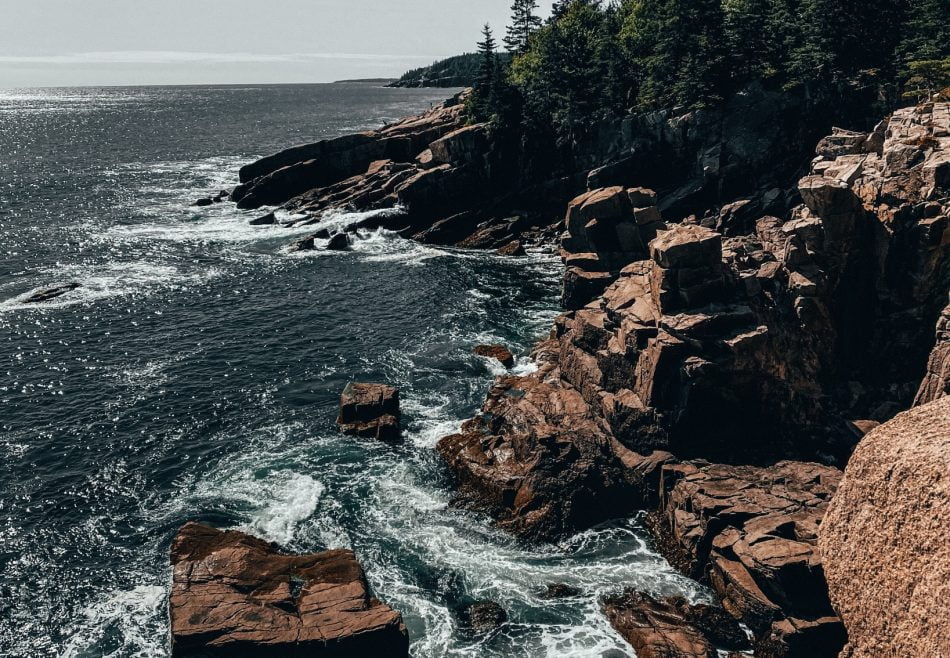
[438,103,950,655]
[336,382,401,440]
[819,396,950,658]
[169,522,408,657]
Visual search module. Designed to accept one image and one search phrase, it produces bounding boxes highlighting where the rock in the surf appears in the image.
[474,344,515,369]
[602,590,749,658]
[459,600,508,634]
[326,232,351,251]
[249,211,276,226]
[22,282,81,304]
[192,197,213,207]
[168,522,409,657]
[337,382,401,440]
[288,236,315,252]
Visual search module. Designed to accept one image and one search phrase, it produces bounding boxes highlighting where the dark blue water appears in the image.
[0,84,704,657]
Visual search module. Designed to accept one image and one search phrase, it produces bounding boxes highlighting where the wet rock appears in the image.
[541,583,582,599]
[313,228,332,240]
[169,522,409,657]
[602,591,749,658]
[459,601,507,634]
[337,382,401,441]
[496,239,525,256]
[326,232,351,251]
[819,397,950,658]
[288,236,315,252]
[474,344,515,369]
[193,197,213,207]
[21,282,80,304]
[249,211,276,226]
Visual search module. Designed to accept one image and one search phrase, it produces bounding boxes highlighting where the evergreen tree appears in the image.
[470,24,499,122]
[897,0,950,65]
[505,0,544,53]
[624,0,728,109]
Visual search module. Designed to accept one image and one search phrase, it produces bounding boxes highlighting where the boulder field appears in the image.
[194,99,949,656]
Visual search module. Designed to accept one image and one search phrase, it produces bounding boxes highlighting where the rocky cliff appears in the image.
[224,96,949,656]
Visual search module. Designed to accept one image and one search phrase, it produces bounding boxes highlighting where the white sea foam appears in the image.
[61,584,167,658]
[243,472,325,545]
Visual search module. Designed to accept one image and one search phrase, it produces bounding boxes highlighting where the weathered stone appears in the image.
[474,344,515,368]
[819,397,950,658]
[326,232,351,251]
[337,383,401,441]
[459,601,507,634]
[169,522,408,657]
[249,211,276,226]
[603,591,749,658]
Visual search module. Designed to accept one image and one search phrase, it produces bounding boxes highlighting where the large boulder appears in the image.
[819,396,950,658]
[337,383,401,441]
[169,522,408,657]
[915,297,950,405]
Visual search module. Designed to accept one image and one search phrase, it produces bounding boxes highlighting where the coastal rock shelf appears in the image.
[436,102,949,656]
[169,522,409,657]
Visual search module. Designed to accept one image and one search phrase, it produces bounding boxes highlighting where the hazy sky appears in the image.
[0,0,551,88]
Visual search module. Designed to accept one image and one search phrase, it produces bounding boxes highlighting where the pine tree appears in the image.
[504,0,544,53]
[470,24,499,121]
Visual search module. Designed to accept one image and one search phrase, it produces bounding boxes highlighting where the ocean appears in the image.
[0,83,704,657]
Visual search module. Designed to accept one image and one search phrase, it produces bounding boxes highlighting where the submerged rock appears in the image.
[819,396,950,658]
[21,282,80,304]
[541,583,582,599]
[459,600,507,634]
[168,522,409,657]
[192,197,213,207]
[473,344,515,369]
[337,382,401,441]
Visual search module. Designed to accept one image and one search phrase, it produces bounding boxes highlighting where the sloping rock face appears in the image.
[169,522,408,657]
[819,396,950,658]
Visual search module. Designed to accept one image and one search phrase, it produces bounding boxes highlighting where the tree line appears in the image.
[469,0,949,155]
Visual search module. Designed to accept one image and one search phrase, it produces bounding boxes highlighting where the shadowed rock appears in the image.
[336,382,401,441]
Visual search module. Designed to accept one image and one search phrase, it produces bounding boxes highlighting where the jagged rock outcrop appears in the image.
[473,344,515,369]
[819,396,950,658]
[915,295,950,405]
[651,461,845,656]
[437,103,949,657]
[169,522,408,657]
[602,591,750,658]
[336,383,401,441]
[20,282,81,304]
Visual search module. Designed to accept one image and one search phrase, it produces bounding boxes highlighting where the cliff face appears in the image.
[227,94,949,657]
[436,102,948,655]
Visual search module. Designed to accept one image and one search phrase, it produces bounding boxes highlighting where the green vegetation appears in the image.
[469,0,950,155]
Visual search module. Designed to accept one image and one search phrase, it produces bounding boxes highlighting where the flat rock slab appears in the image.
[169,522,408,657]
